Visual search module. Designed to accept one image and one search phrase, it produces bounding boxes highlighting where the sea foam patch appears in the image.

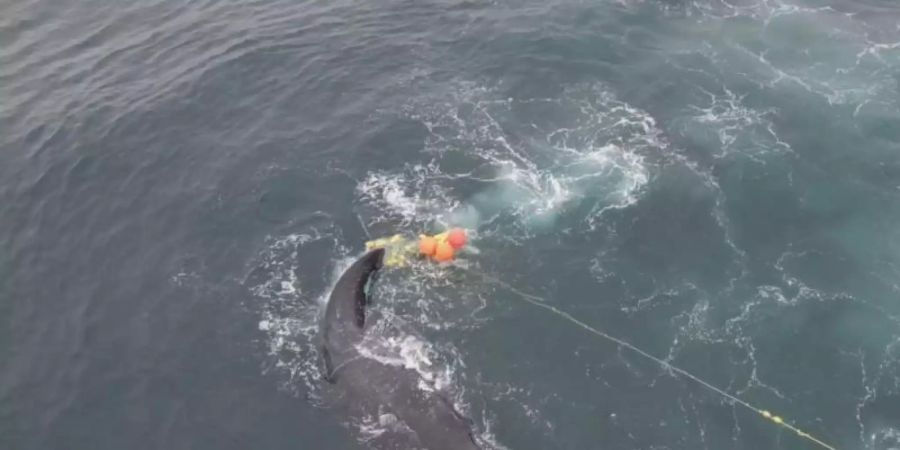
[358,82,660,236]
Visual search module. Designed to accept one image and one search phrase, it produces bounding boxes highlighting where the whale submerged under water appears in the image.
[319,248,481,450]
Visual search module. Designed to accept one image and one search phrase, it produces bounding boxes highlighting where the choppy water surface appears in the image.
[2,0,900,449]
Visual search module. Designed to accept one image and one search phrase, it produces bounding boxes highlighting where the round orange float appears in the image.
[447,228,467,249]
[418,235,437,256]
[433,241,455,262]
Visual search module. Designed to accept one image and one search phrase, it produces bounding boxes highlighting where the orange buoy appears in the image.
[419,235,437,256]
[447,228,467,249]
[433,241,455,262]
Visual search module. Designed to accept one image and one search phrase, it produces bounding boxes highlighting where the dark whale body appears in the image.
[320,248,481,450]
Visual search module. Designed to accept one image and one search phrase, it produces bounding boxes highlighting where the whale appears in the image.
[320,248,481,450]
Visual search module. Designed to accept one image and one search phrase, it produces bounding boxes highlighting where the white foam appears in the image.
[871,427,900,450]
[685,84,788,159]
[248,228,354,400]
[358,82,657,236]
[357,164,460,229]
[671,0,900,113]
[356,334,452,393]
[355,413,388,442]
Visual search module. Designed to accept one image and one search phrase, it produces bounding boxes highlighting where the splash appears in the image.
[356,334,453,393]
[248,229,350,400]
[359,82,659,236]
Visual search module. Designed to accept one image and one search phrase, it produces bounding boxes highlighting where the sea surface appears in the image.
[2,0,900,449]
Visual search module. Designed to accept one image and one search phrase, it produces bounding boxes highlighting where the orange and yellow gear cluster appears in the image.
[365,228,468,267]
[418,228,467,262]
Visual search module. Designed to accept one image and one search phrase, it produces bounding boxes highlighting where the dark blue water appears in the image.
[2,1,900,449]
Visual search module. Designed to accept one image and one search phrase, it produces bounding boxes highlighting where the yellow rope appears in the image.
[473,271,839,450]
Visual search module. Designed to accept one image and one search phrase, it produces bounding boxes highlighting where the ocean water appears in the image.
[2,0,900,449]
